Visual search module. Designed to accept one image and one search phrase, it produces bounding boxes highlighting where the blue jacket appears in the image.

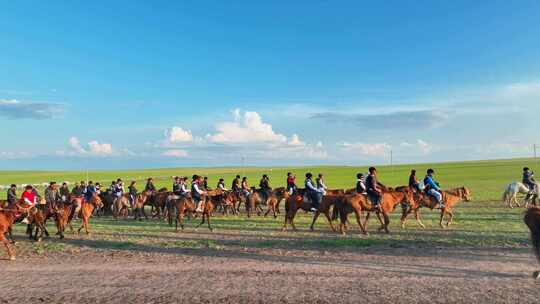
[423,175,440,191]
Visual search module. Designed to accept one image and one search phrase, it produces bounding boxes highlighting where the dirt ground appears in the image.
[2,236,540,304]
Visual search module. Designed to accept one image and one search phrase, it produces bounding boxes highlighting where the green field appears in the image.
[1,157,536,201]
[3,157,536,256]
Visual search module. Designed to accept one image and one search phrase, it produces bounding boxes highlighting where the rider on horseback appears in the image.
[192,175,207,213]
[287,172,297,195]
[7,184,17,206]
[84,181,97,202]
[128,181,137,207]
[305,173,324,212]
[523,167,537,200]
[217,178,228,191]
[232,175,241,194]
[316,174,327,195]
[409,169,421,192]
[44,181,60,211]
[366,167,382,209]
[20,185,37,224]
[259,174,271,203]
[145,178,156,193]
[423,169,444,209]
[241,177,250,197]
[356,173,366,194]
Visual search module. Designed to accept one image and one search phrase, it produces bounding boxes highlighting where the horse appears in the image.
[335,189,414,235]
[400,187,471,229]
[281,193,343,232]
[112,194,130,219]
[0,202,27,260]
[503,182,531,208]
[245,189,267,218]
[208,190,237,216]
[524,207,540,279]
[67,193,104,235]
[194,194,217,232]
[147,188,169,219]
[263,187,290,218]
[171,195,196,231]
[53,202,73,239]
[132,191,150,220]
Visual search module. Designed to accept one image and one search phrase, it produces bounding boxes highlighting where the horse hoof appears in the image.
[9,256,16,261]
[533,271,540,280]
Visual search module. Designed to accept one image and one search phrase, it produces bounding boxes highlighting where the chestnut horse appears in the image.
[335,190,414,234]
[67,193,104,235]
[172,195,196,231]
[281,193,343,232]
[264,187,290,218]
[132,191,150,220]
[400,187,471,229]
[0,203,26,260]
[524,207,540,279]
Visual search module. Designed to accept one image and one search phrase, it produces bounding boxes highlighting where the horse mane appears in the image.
[524,207,540,264]
[158,187,168,192]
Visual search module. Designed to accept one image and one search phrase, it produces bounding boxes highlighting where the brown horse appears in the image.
[67,193,104,235]
[194,194,216,232]
[281,193,342,232]
[208,190,237,216]
[524,207,540,279]
[132,191,150,220]
[112,194,130,219]
[147,188,169,219]
[246,190,266,218]
[53,202,73,239]
[172,195,196,231]
[336,190,414,234]
[0,203,26,260]
[264,187,290,218]
[400,187,471,229]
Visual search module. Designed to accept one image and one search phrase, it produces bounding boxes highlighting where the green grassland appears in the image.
[0,157,536,201]
[3,158,536,256]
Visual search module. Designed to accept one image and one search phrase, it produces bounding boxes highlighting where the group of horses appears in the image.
[0,182,472,261]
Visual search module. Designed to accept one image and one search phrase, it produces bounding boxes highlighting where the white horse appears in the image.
[502,182,535,208]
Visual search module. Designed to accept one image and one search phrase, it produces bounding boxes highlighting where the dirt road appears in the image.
[2,243,539,304]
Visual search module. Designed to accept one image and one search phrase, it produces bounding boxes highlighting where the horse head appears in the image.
[459,187,472,202]
[91,193,104,208]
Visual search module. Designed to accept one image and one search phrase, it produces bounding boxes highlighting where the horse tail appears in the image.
[524,207,540,264]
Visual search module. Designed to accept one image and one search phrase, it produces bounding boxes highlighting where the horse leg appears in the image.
[322,210,336,232]
[364,212,371,229]
[310,211,320,231]
[0,234,15,260]
[439,210,446,228]
[446,210,454,227]
[375,212,385,232]
[382,212,390,234]
[84,217,90,235]
[400,206,413,228]
[207,213,213,232]
[414,209,426,228]
[353,209,367,235]
[290,208,299,231]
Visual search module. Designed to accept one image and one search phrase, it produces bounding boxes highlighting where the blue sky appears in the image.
[1,1,540,169]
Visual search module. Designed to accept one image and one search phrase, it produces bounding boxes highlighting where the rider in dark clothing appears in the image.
[523,167,537,200]
[7,184,17,206]
[202,177,209,191]
[355,173,366,194]
[259,175,271,202]
[365,167,382,208]
[232,175,241,193]
[145,178,156,192]
[408,169,420,192]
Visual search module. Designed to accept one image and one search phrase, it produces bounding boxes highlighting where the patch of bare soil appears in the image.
[1,238,540,304]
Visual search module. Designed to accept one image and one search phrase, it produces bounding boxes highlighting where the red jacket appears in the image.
[21,191,36,206]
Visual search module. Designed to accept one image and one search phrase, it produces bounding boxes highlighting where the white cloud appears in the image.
[288,134,305,146]
[206,109,287,144]
[67,137,114,156]
[400,139,433,155]
[340,142,391,156]
[88,141,113,155]
[165,127,193,143]
[162,149,189,158]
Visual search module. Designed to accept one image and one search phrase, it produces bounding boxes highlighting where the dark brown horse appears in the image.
[524,207,540,279]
